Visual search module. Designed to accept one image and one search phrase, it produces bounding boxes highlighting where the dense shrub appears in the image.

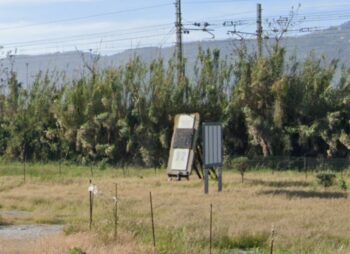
[316,172,336,188]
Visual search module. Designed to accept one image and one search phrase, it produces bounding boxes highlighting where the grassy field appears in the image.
[0,162,349,253]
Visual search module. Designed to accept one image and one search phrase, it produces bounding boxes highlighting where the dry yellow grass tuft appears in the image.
[0,166,349,253]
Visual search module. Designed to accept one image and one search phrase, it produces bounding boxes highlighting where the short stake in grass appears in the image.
[149,192,156,253]
[209,203,213,254]
[88,179,97,230]
[114,183,118,241]
[270,225,275,254]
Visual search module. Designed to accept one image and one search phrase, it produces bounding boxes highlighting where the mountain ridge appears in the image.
[2,21,350,86]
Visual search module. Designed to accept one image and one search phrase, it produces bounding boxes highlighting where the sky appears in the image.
[0,0,350,55]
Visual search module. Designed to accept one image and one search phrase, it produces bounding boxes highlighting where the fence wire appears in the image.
[226,156,350,172]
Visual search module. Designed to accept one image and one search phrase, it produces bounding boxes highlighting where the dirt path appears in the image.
[0,210,64,240]
[0,224,64,240]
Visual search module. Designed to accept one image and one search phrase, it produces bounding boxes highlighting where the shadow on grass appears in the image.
[249,179,311,188]
[0,215,12,226]
[210,232,269,250]
[259,189,348,199]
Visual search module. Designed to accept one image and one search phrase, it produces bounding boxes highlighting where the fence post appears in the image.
[114,183,118,241]
[149,192,156,253]
[270,225,275,254]
[89,179,93,230]
[209,203,213,254]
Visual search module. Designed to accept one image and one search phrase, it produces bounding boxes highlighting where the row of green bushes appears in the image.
[0,44,348,166]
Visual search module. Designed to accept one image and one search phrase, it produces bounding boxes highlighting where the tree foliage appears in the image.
[0,44,348,166]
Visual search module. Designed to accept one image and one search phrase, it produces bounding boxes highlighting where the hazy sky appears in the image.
[0,0,350,55]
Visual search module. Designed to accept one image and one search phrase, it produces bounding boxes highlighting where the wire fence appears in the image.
[226,156,350,172]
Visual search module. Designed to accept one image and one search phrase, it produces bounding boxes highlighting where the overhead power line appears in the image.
[2,24,173,48]
[0,3,172,32]
[186,8,350,27]
[5,32,173,52]
[3,2,350,56]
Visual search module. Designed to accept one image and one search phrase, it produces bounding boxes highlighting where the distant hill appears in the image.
[3,21,350,87]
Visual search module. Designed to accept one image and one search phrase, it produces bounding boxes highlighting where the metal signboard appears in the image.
[202,122,223,193]
[203,123,223,168]
[167,113,200,179]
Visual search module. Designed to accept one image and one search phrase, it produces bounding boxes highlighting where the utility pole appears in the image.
[175,0,184,83]
[257,3,263,57]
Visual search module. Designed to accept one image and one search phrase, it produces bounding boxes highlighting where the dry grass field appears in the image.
[0,163,349,253]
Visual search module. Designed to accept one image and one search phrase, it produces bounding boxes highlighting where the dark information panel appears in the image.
[203,123,223,168]
[173,129,194,149]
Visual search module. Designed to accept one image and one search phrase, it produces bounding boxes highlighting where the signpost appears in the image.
[202,123,224,194]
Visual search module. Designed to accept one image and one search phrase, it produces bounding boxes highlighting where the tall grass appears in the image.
[0,163,348,253]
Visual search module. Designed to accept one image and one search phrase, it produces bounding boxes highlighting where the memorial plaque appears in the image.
[167,113,200,179]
